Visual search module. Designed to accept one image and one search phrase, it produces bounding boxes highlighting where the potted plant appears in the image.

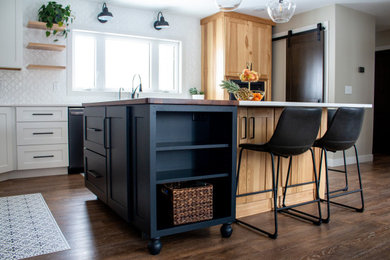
[38,1,75,41]
[189,88,205,100]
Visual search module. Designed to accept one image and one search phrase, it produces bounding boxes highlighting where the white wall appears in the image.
[376,29,390,48]
[271,4,375,164]
[0,0,201,105]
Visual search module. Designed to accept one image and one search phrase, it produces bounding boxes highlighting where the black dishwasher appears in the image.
[68,107,84,173]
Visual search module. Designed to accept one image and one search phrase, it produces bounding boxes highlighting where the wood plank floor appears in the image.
[1,155,390,259]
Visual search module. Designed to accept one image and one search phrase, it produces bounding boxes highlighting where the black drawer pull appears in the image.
[32,113,54,116]
[33,132,54,135]
[33,155,54,159]
[87,127,102,132]
[87,170,101,178]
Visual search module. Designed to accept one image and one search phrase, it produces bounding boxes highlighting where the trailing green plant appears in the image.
[189,87,204,95]
[38,1,75,41]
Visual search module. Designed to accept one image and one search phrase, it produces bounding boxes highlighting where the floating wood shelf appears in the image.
[27,42,66,51]
[0,67,21,71]
[27,64,66,70]
[27,21,66,31]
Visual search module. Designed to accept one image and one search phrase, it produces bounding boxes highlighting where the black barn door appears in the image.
[286,30,324,102]
[373,50,390,154]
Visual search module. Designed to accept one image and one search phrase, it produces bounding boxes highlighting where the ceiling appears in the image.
[100,0,390,31]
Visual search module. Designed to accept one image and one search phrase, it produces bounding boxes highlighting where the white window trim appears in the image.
[67,29,182,96]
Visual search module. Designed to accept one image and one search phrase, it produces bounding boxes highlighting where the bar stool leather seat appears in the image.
[236,107,323,239]
[313,107,365,223]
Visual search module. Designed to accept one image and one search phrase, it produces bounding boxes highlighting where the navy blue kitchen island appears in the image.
[82,98,238,255]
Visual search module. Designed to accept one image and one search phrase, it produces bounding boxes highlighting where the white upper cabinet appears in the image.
[0,0,22,69]
[0,107,16,174]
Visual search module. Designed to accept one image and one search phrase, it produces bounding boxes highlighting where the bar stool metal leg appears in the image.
[328,150,349,194]
[235,151,279,239]
[279,149,322,225]
[319,145,365,223]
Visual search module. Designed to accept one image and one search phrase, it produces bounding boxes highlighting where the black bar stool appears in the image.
[313,107,365,223]
[236,107,323,239]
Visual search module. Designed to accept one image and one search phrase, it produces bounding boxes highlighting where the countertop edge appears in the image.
[82,98,239,107]
[239,101,372,108]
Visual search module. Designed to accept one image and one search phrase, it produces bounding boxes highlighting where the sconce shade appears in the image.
[154,12,169,30]
[267,0,296,23]
[97,3,113,23]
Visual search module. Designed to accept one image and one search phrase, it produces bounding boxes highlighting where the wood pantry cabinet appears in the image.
[83,101,237,255]
[201,12,274,101]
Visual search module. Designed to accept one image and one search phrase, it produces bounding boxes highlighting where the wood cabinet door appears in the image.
[250,22,272,79]
[245,108,274,203]
[236,107,275,217]
[225,17,250,76]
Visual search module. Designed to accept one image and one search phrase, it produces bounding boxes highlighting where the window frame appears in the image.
[68,29,182,95]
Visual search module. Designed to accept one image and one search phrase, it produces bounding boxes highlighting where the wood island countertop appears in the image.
[82,98,238,107]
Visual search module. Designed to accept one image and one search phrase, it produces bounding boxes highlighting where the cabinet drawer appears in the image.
[17,144,69,170]
[16,107,67,122]
[85,149,107,199]
[84,107,106,155]
[17,122,68,145]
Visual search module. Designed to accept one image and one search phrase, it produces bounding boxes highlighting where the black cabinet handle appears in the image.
[241,117,247,139]
[105,117,111,149]
[33,132,54,135]
[87,170,101,178]
[33,155,54,159]
[87,127,102,132]
[32,113,54,116]
[249,117,255,139]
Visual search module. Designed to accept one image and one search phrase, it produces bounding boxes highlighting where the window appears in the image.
[71,30,181,93]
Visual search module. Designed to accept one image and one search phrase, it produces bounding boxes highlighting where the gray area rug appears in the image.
[0,193,70,259]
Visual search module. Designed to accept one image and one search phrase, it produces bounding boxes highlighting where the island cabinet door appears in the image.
[106,106,131,222]
[84,106,106,156]
[236,107,275,218]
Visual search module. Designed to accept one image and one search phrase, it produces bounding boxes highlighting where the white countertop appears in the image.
[0,104,82,107]
[239,101,372,108]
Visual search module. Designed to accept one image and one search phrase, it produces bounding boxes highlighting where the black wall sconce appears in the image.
[97,3,113,23]
[154,11,170,30]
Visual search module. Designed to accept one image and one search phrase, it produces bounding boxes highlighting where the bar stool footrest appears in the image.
[235,219,277,239]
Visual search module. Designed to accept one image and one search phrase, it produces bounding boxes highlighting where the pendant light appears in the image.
[215,0,242,11]
[97,3,113,23]
[154,12,170,30]
[266,0,296,23]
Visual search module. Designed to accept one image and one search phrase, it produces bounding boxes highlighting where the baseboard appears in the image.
[0,167,68,182]
[327,154,373,167]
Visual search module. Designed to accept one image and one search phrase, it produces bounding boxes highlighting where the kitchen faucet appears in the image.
[131,74,142,99]
[118,87,125,100]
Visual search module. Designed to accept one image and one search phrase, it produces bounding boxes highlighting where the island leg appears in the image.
[220,223,233,238]
[147,237,162,255]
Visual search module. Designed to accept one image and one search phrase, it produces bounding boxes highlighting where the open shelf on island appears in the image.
[27,21,65,31]
[156,142,229,151]
[27,64,66,70]
[27,42,66,51]
[156,169,229,184]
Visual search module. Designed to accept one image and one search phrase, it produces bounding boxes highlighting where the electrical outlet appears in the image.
[52,81,59,92]
[345,85,352,95]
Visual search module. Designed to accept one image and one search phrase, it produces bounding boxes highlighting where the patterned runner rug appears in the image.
[0,193,70,259]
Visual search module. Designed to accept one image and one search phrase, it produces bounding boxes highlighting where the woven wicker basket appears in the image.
[161,182,213,226]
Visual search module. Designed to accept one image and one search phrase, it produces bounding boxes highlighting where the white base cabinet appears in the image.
[0,107,16,173]
[16,107,69,170]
